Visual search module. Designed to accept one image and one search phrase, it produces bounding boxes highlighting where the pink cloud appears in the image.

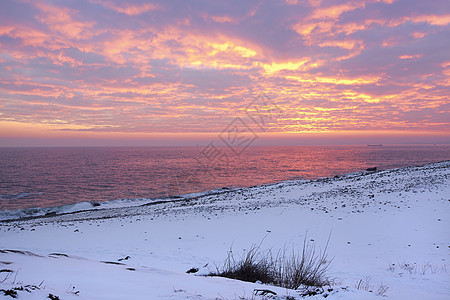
[0,0,448,143]
[94,1,159,16]
[34,2,96,39]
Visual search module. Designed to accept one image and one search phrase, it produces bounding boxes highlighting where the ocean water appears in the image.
[0,145,449,216]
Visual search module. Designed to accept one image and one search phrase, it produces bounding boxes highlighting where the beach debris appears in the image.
[101,261,125,265]
[186,267,199,274]
[254,288,277,296]
[298,286,326,297]
[48,253,68,258]
[0,289,17,298]
[66,286,80,295]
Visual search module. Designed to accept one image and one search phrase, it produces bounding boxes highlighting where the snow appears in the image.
[1,161,449,299]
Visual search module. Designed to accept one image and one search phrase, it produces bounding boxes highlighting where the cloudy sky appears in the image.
[0,0,449,146]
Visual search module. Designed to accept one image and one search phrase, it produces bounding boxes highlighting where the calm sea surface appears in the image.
[0,145,449,212]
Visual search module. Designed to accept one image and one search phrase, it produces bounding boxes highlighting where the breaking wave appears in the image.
[0,186,236,221]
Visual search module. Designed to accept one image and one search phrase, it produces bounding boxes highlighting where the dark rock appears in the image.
[186,267,199,274]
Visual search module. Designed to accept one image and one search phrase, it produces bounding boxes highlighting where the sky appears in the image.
[0,0,449,146]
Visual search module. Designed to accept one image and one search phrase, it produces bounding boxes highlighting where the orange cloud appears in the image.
[399,54,423,60]
[293,20,334,36]
[411,14,450,26]
[3,26,49,48]
[381,37,400,47]
[285,0,298,5]
[292,2,371,50]
[210,15,239,24]
[34,2,95,39]
[318,39,363,50]
[0,26,14,36]
[286,75,380,85]
[311,3,364,19]
[259,59,312,74]
[39,51,82,66]
[412,32,426,39]
[1,0,448,141]
[94,1,159,15]
[366,14,450,28]
[306,0,323,7]
[207,42,257,58]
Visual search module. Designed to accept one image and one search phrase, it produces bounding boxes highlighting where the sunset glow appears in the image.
[0,0,449,146]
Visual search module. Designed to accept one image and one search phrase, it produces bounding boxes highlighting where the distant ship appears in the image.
[367,144,383,147]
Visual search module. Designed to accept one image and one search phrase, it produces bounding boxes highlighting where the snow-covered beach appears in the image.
[1,161,449,299]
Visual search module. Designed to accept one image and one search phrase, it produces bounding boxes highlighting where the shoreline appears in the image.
[1,144,449,216]
[1,160,448,224]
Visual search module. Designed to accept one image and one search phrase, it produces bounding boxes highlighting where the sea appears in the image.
[0,145,449,219]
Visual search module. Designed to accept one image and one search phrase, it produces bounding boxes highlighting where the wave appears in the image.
[0,198,153,221]
[0,186,238,221]
[0,192,43,201]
